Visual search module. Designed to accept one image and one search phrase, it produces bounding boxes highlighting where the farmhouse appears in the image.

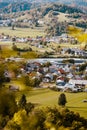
[69,79,87,86]
[9,85,19,91]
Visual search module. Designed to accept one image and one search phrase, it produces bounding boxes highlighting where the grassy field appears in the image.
[15,88,87,119]
[0,27,45,37]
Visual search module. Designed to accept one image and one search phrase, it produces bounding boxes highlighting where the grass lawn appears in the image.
[15,88,87,119]
[0,27,45,37]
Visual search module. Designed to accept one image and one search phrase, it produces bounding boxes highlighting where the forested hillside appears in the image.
[0,0,87,13]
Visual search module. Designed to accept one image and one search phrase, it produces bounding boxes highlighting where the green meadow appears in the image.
[15,88,87,119]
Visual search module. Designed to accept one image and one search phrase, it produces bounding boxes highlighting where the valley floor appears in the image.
[15,88,87,119]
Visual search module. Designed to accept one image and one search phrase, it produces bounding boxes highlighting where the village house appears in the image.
[0,19,11,27]
[69,79,87,86]
[38,20,44,25]
[61,48,87,57]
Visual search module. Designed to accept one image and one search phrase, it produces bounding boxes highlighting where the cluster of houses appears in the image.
[0,34,11,42]
[0,33,44,43]
[0,32,87,57]
[2,56,87,92]
[48,34,78,44]
[61,48,87,57]
[56,80,87,92]
[0,19,11,27]
[16,59,87,92]
[0,32,79,44]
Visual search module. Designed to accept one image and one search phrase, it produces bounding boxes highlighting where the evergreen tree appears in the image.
[58,93,67,106]
[18,94,26,109]
[12,23,15,30]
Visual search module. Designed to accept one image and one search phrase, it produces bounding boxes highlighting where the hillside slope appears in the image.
[0,2,33,13]
[0,0,87,13]
[0,2,83,14]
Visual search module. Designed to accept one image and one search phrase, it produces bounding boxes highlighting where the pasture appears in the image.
[15,88,87,119]
[0,27,45,37]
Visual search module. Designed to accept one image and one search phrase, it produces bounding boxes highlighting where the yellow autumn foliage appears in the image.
[13,109,27,125]
[68,26,87,44]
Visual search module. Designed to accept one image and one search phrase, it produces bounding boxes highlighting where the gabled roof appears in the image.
[58,68,65,74]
